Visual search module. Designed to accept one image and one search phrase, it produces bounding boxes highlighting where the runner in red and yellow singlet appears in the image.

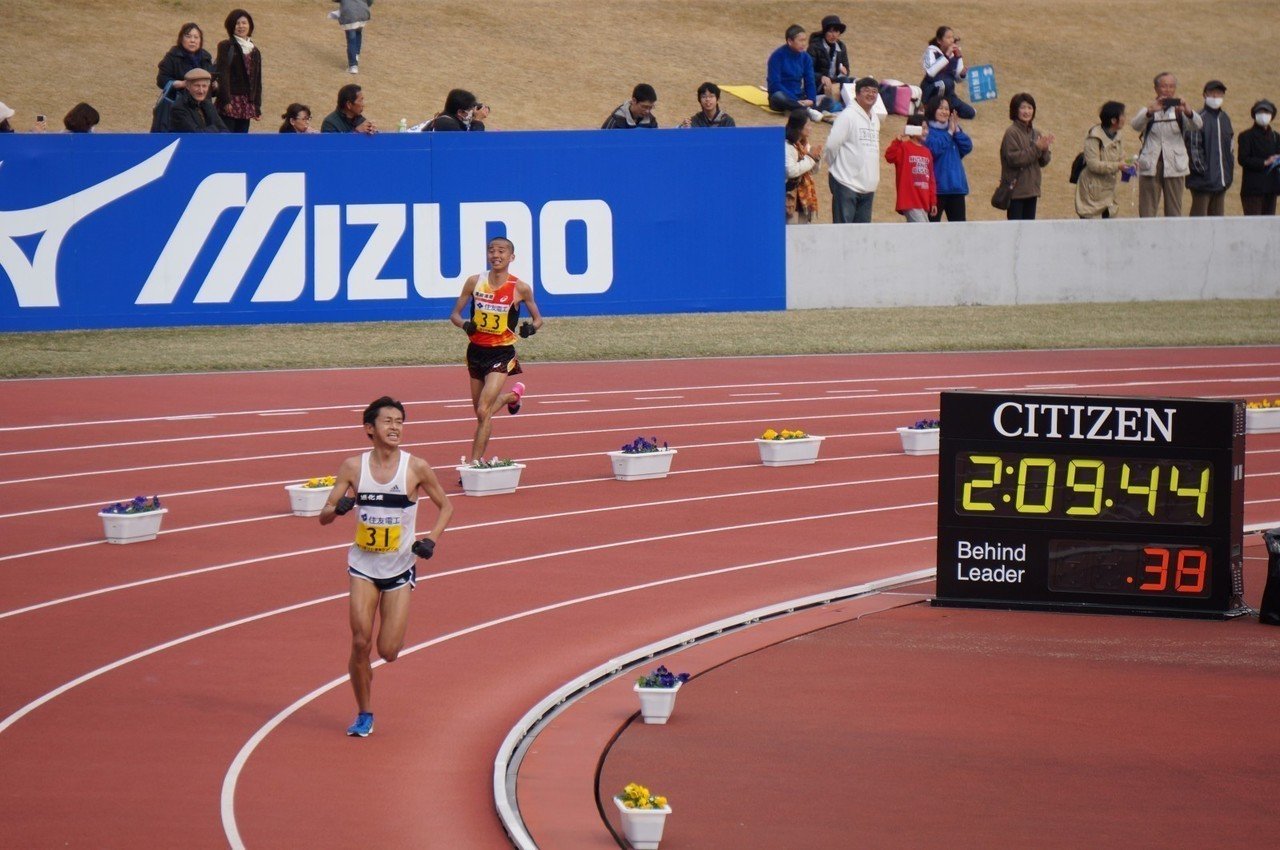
[449,236,544,463]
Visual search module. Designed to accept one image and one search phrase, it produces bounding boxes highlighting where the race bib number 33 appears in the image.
[356,521,401,553]
[473,302,507,335]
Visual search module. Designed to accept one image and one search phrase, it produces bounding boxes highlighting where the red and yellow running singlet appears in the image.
[468,274,523,347]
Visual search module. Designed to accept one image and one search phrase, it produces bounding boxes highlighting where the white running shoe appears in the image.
[348,65,359,74]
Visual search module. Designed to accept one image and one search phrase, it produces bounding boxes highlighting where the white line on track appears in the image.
[537,399,589,405]
[164,415,216,421]
[0,475,935,618]
[216,534,936,849]
[3,359,1278,433]
[257,411,308,417]
[730,392,780,397]
[634,396,683,400]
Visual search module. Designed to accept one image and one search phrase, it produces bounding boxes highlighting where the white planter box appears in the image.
[285,484,330,517]
[1246,408,1280,434]
[634,681,682,724]
[98,508,168,544]
[457,463,525,496]
[896,426,940,455]
[613,797,672,850]
[755,435,824,467]
[608,449,677,481]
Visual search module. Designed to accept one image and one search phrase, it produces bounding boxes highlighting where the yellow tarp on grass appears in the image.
[719,85,782,113]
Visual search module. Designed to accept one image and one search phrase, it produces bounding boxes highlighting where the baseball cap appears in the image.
[1202,80,1227,94]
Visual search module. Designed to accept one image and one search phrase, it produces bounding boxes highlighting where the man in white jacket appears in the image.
[1131,72,1203,217]
[825,77,881,222]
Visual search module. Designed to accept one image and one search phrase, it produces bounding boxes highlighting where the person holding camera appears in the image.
[885,115,937,222]
[921,27,975,120]
[1130,72,1203,217]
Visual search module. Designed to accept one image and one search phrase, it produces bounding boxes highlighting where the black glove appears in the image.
[333,495,355,516]
[519,321,536,338]
[411,538,436,560]
[462,320,477,335]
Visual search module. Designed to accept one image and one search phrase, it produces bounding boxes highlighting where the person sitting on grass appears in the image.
[602,83,658,129]
[767,24,824,122]
[680,82,736,128]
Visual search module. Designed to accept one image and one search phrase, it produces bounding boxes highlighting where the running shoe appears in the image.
[507,382,525,415]
[346,711,374,737]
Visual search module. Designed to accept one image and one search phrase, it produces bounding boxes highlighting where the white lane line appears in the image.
[0,475,935,618]
[164,415,217,421]
[217,533,936,849]
[257,411,307,417]
[0,514,290,563]
[634,396,683,400]
[826,389,877,394]
[538,399,589,405]
[730,392,780,397]
[444,404,474,409]
[4,359,1277,434]
[1026,384,1080,389]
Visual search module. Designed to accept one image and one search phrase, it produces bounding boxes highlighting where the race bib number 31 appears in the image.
[356,521,401,553]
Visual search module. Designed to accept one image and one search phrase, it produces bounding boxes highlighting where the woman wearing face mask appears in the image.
[420,89,486,131]
[1238,99,1280,215]
[157,23,217,92]
[214,8,263,133]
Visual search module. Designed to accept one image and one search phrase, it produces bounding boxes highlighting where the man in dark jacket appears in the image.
[168,68,228,132]
[602,84,658,129]
[808,15,851,112]
[1187,80,1234,216]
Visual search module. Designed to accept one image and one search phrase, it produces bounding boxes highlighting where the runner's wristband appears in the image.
[411,538,436,560]
[333,496,355,516]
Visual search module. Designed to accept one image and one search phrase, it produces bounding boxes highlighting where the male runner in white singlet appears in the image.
[321,396,453,737]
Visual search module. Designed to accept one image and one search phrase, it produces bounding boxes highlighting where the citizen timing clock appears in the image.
[933,391,1247,618]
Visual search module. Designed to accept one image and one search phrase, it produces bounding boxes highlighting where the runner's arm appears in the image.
[449,276,479,330]
[319,456,360,525]
[516,280,544,332]
[412,456,454,542]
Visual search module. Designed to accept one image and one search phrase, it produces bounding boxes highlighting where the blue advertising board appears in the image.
[0,129,783,332]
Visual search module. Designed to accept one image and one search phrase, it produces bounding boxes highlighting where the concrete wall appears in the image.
[786,217,1280,308]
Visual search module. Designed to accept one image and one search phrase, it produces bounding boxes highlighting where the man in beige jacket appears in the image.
[1131,72,1203,217]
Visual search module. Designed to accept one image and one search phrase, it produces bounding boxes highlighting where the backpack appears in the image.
[150,81,180,133]
[1068,151,1086,184]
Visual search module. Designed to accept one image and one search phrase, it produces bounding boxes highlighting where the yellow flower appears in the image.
[653,796,668,808]
[304,475,336,488]
[761,428,779,440]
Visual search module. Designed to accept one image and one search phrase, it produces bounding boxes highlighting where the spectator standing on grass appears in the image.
[999,92,1053,221]
[1187,80,1234,216]
[215,9,263,133]
[921,27,975,120]
[0,102,22,132]
[1237,99,1280,216]
[824,77,882,223]
[808,15,851,114]
[63,103,100,133]
[768,25,823,122]
[922,96,972,221]
[602,84,658,129]
[168,68,228,132]
[420,89,487,131]
[279,103,316,133]
[321,83,376,134]
[681,82,736,128]
[785,110,822,224]
[331,0,372,74]
[1075,101,1129,220]
[1131,72,1202,217]
[885,115,937,222]
[157,23,217,93]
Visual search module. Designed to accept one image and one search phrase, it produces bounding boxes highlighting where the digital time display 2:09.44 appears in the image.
[955,454,1212,525]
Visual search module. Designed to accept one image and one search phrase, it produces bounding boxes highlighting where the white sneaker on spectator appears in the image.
[348,65,359,74]
[807,108,824,122]
[328,10,339,20]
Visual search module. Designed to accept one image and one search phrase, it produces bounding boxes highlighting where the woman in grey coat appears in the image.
[332,0,373,73]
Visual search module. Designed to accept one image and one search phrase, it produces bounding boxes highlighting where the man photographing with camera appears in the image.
[1131,71,1203,217]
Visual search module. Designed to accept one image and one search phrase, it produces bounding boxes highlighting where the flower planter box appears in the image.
[1246,408,1280,434]
[457,463,525,496]
[634,681,682,724]
[896,426,940,456]
[613,797,672,850]
[98,508,168,544]
[608,449,677,481]
[754,435,824,467]
[284,484,330,517]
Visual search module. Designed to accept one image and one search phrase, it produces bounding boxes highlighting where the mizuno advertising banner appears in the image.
[0,130,783,332]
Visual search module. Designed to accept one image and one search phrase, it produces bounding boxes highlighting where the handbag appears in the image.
[990,176,1016,210]
[150,81,179,133]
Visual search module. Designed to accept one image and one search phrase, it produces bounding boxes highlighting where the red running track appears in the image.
[1,348,1277,847]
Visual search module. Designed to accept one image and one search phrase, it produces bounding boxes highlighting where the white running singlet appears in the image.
[347,451,418,580]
